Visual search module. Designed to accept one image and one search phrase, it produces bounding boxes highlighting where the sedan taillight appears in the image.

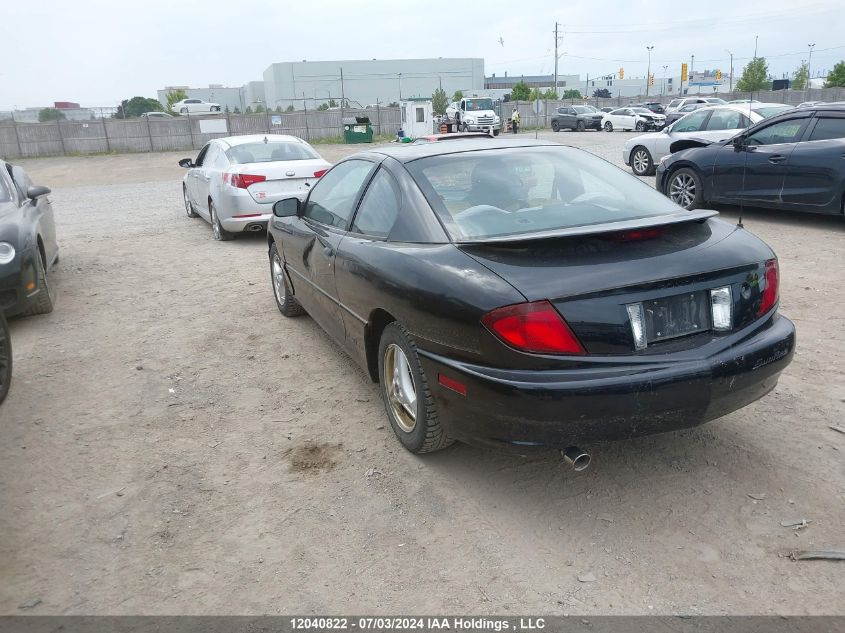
[224,172,266,189]
[758,259,779,316]
[481,300,585,355]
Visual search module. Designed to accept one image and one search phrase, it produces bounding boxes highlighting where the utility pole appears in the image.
[662,65,668,95]
[754,35,758,58]
[690,54,695,94]
[645,45,654,97]
[398,73,402,101]
[725,49,734,92]
[807,43,816,94]
[554,22,560,99]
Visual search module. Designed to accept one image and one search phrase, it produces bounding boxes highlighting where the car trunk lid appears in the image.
[230,159,331,203]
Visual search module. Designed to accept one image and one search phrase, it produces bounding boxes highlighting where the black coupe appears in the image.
[0,160,58,317]
[267,139,795,461]
[657,103,845,213]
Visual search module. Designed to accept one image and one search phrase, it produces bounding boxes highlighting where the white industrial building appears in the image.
[262,58,485,109]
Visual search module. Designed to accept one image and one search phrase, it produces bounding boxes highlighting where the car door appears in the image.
[780,113,845,211]
[8,165,58,266]
[282,158,377,343]
[563,107,578,129]
[334,166,403,358]
[618,109,636,129]
[193,143,218,213]
[187,144,210,215]
[710,114,812,205]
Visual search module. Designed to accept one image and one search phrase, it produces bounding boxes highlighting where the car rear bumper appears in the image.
[417,314,795,450]
[221,213,272,232]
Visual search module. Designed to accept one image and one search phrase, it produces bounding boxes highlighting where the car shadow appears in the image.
[710,203,845,232]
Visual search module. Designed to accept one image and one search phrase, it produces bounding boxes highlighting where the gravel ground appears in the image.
[1,132,844,615]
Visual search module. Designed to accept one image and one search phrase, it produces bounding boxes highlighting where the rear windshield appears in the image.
[406,146,679,241]
[226,141,319,164]
[752,105,794,118]
[668,99,682,108]
[465,99,494,111]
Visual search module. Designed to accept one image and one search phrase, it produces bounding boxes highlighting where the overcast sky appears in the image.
[2,0,843,109]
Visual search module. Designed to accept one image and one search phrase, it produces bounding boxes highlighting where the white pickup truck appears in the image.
[445,97,501,135]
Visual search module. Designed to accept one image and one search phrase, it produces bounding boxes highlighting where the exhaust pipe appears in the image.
[246,223,264,232]
[562,446,591,471]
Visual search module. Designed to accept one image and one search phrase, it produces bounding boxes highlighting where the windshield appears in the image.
[465,98,494,111]
[668,99,682,108]
[225,141,319,164]
[406,147,680,241]
[752,105,794,118]
[572,106,589,114]
[632,108,652,114]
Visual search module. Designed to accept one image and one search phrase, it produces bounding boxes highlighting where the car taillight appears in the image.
[313,169,328,178]
[481,300,585,355]
[603,227,663,242]
[758,258,779,316]
[226,173,266,189]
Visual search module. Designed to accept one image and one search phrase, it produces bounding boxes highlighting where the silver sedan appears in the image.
[179,135,331,240]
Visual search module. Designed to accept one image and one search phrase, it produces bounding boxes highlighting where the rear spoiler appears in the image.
[455,209,718,245]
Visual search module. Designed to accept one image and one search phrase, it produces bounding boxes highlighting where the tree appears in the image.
[275,106,283,113]
[452,90,464,102]
[285,105,295,112]
[541,88,559,100]
[327,99,338,108]
[736,57,770,92]
[792,62,809,90]
[432,87,449,115]
[592,88,612,98]
[387,101,399,108]
[824,61,845,88]
[245,106,253,114]
[563,89,582,99]
[115,96,163,118]
[233,107,241,114]
[38,108,66,122]
[510,81,531,101]
[317,102,329,111]
[166,89,188,114]
[528,87,543,101]
[255,104,266,113]
[224,105,230,114]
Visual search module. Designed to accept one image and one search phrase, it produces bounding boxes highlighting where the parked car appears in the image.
[550,105,603,131]
[748,103,795,118]
[602,107,666,132]
[656,103,845,213]
[0,161,59,317]
[728,99,760,104]
[172,99,222,114]
[581,104,602,114]
[600,107,614,113]
[179,134,332,241]
[140,111,173,119]
[0,311,10,404]
[266,138,794,460]
[623,105,764,175]
[703,98,728,105]
[412,132,492,144]
[638,102,666,114]
[666,97,713,113]
[797,101,826,108]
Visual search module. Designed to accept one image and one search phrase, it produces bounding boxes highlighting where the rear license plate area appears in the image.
[644,291,710,343]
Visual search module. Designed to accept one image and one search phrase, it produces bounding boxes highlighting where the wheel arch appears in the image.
[365,308,397,382]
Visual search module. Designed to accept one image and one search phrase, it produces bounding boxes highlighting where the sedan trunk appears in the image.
[232,159,330,203]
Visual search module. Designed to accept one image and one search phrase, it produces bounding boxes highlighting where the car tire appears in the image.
[269,243,304,317]
[635,121,646,132]
[211,106,221,112]
[180,107,188,114]
[576,120,585,132]
[604,121,613,132]
[551,120,560,132]
[21,249,56,316]
[209,201,234,241]
[667,167,705,210]
[0,313,11,404]
[631,146,655,176]
[493,129,500,136]
[378,322,454,454]
[183,186,199,218]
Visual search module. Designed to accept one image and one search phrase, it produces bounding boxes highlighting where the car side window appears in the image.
[195,144,210,167]
[351,168,401,239]
[674,109,711,133]
[0,169,12,204]
[304,159,374,229]
[747,119,807,146]
[203,145,219,167]
[808,117,845,141]
[705,110,745,130]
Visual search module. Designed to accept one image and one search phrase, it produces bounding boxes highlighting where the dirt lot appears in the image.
[2,135,844,615]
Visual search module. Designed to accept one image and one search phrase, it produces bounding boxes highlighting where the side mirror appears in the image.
[27,185,51,200]
[732,135,746,150]
[273,197,300,218]
[178,158,194,168]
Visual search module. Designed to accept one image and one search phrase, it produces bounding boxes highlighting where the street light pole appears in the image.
[725,49,734,92]
[662,65,668,95]
[807,43,816,95]
[645,46,654,97]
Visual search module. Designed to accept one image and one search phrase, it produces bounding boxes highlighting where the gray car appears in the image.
[179,135,331,241]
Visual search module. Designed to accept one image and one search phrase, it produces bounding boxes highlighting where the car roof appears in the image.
[364,138,563,163]
[216,134,309,148]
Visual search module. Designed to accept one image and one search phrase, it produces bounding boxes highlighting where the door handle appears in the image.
[768,155,786,164]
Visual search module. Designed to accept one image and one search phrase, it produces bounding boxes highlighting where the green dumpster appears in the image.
[343,116,373,144]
